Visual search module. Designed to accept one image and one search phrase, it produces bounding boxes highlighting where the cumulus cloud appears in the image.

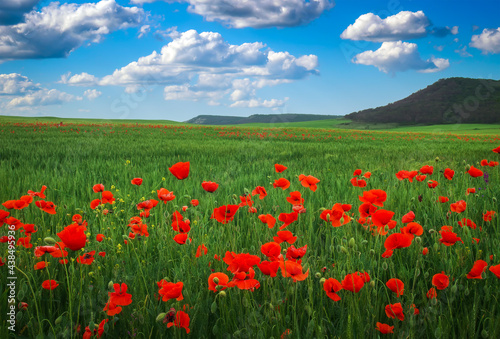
[96,29,318,106]
[0,0,145,61]
[84,89,102,100]
[230,98,288,109]
[470,28,500,54]
[131,0,334,28]
[352,41,449,74]
[0,0,40,25]
[0,73,78,108]
[60,72,98,86]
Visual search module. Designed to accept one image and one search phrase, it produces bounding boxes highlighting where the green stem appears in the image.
[15,267,43,336]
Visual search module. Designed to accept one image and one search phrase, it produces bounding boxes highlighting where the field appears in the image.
[1,118,500,338]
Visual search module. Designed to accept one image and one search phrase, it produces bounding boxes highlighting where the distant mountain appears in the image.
[345,78,500,124]
[186,114,341,125]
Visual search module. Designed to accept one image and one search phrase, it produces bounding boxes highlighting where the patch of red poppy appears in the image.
[273,230,297,244]
[42,280,59,290]
[201,181,219,193]
[432,272,449,290]
[157,281,184,302]
[443,168,455,180]
[258,214,276,229]
[275,164,287,173]
[169,162,190,180]
[251,186,267,199]
[211,205,239,224]
[166,310,190,334]
[467,165,483,178]
[467,260,488,279]
[386,278,404,297]
[273,178,290,190]
[109,283,132,306]
[278,211,298,230]
[323,278,342,301]
[385,302,404,321]
[298,174,320,192]
[131,178,143,186]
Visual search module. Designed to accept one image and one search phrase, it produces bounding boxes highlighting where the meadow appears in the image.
[0,118,499,338]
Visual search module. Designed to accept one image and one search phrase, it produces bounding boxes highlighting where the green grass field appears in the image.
[1,118,499,338]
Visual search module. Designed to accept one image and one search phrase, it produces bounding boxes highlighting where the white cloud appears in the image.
[0,0,145,60]
[0,73,41,95]
[138,25,150,38]
[230,98,288,108]
[341,11,430,42]
[60,72,98,86]
[470,27,500,54]
[96,29,318,107]
[7,88,76,107]
[352,41,449,74]
[455,46,472,57]
[84,89,102,100]
[0,0,40,25]
[131,0,334,28]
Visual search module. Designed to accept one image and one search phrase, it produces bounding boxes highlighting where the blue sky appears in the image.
[0,0,499,121]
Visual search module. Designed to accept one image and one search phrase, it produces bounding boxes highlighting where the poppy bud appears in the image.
[435,157,440,162]
[108,281,114,290]
[348,238,355,248]
[382,262,388,270]
[215,285,223,291]
[481,330,489,339]
[415,236,421,244]
[156,313,167,322]
[340,246,348,254]
[424,272,429,279]
[451,284,457,294]
[415,268,420,277]
[319,278,326,284]
[244,188,250,195]
[464,287,470,296]
[211,301,217,314]
[369,249,375,256]
[315,272,321,279]
[218,291,226,298]
[431,298,438,306]
[369,281,375,288]
[433,243,439,252]
[44,237,57,246]
[55,315,63,325]
[213,277,219,284]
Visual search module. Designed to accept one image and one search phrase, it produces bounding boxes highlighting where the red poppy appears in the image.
[401,211,415,223]
[467,260,488,279]
[483,211,496,222]
[466,188,476,195]
[196,244,208,258]
[109,283,132,306]
[467,165,483,178]
[98,252,106,257]
[16,236,32,248]
[157,281,184,302]
[280,260,309,282]
[375,322,394,334]
[258,214,276,229]
[93,184,104,193]
[420,165,434,175]
[481,159,489,166]
[98,319,108,338]
[101,191,115,204]
[427,287,437,299]
[493,145,500,153]
[171,211,190,233]
[443,168,455,180]
[223,251,260,273]
[363,171,371,178]
[34,261,47,270]
[257,261,280,277]
[157,188,176,204]
[450,200,466,213]
[386,278,404,297]
[415,175,426,182]
[489,265,500,279]
[90,199,101,209]
[103,301,122,316]
[169,162,190,180]
[166,310,190,334]
[173,233,189,245]
[228,267,260,291]
[35,200,56,214]
[298,174,320,192]
[273,230,297,244]
[128,217,149,237]
[261,242,282,259]
[252,186,267,199]
[323,278,343,301]
[239,195,254,207]
[57,223,87,251]
[190,199,199,207]
[201,181,219,193]
[438,196,449,203]
[422,247,429,255]
[42,280,59,290]
[395,170,418,182]
[321,203,351,227]
[131,178,143,186]
[211,205,239,224]
[411,304,419,315]
[77,250,96,265]
[439,229,463,246]
[286,244,307,261]
[458,218,477,229]
[353,169,362,176]
[273,178,290,190]
[96,234,105,242]
[28,185,47,199]
[286,191,304,205]
[359,189,387,207]
[278,211,298,229]
[432,272,449,290]
[208,272,229,292]
[371,209,395,228]
[385,302,404,321]
[341,272,364,293]
[400,222,423,236]
[0,209,9,227]
[275,164,287,173]
[384,233,413,251]
[358,202,377,218]
[427,180,439,188]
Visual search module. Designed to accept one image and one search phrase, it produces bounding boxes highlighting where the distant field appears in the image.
[0,115,183,126]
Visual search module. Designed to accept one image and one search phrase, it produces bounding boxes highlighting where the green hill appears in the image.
[186,113,341,125]
[345,77,500,124]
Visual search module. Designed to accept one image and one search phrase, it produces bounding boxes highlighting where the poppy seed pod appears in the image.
[44,237,57,246]
[156,313,167,322]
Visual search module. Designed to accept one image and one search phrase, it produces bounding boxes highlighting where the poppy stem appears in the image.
[15,266,43,336]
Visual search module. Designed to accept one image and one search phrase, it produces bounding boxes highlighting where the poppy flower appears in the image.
[77,251,96,265]
[252,186,267,199]
[228,267,260,291]
[480,159,489,166]
[169,161,190,180]
[375,322,394,334]
[298,174,320,192]
[321,203,351,227]
[171,211,190,233]
[363,171,371,179]
[101,191,115,204]
[427,287,437,299]
[493,145,500,153]
[0,209,9,227]
[273,230,297,244]
[93,184,104,193]
[273,178,290,190]
[131,178,143,186]
[239,195,254,207]
[450,200,467,213]
[359,189,387,207]
[438,196,449,203]
[98,252,106,257]
[258,214,276,229]
[400,222,423,236]
[386,278,404,297]
[443,168,455,180]
[90,199,101,210]
[166,310,190,334]
[341,272,364,293]
[395,170,418,182]
[422,247,429,255]
[411,304,419,315]
[261,242,281,259]
[358,202,377,218]
[439,229,463,246]
[257,261,280,277]
[280,260,309,282]
[286,245,307,261]
[103,301,122,316]
[323,278,343,301]
[157,188,176,204]
[211,205,239,224]
[489,265,500,279]
[371,209,395,228]
[196,244,208,258]
[109,283,132,306]
[415,175,427,182]
[223,251,260,273]
[157,281,184,302]
[489,161,499,167]
[208,272,229,292]
[275,164,287,173]
[458,218,477,229]
[286,191,304,205]
[190,199,199,207]
[467,260,488,279]
[466,188,476,195]
[483,211,496,222]
[17,236,32,248]
[467,166,483,178]
[35,200,56,214]
[420,165,434,175]
[57,223,87,251]
[278,211,298,230]
[42,280,59,290]
[96,234,105,242]
[202,181,219,193]
[384,233,413,251]
[401,211,415,223]
[385,303,404,321]
[173,233,189,245]
[353,169,362,176]
[98,319,108,338]
[427,180,439,189]
[28,185,47,199]
[34,261,47,270]
[432,272,450,290]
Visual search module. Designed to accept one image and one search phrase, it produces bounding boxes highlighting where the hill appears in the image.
[345,77,500,124]
[186,113,341,125]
